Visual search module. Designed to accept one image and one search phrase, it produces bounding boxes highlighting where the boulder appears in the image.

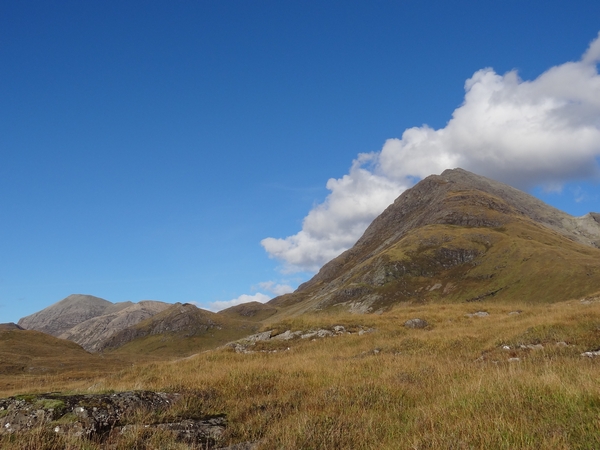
[404,318,428,329]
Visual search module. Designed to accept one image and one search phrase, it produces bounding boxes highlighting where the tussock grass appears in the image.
[3,297,600,448]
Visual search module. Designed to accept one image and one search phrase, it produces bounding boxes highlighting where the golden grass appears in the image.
[3,296,600,449]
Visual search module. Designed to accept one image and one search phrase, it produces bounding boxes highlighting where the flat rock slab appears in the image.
[465,311,489,318]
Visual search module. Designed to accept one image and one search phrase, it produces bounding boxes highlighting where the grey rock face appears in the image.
[17,294,118,337]
[98,302,229,352]
[18,294,172,352]
[59,300,171,352]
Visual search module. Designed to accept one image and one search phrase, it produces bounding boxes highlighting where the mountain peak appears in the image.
[271,169,600,315]
[18,294,114,336]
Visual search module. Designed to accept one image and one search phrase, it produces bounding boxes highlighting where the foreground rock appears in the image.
[0,391,225,446]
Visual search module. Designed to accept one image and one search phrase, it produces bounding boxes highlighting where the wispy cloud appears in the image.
[209,292,271,312]
[262,33,600,273]
[258,281,294,296]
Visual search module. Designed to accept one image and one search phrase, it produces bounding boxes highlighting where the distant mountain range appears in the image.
[16,295,259,355]
[17,295,171,351]
[12,168,600,355]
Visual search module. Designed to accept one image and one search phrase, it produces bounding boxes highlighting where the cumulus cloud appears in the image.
[261,155,406,272]
[209,292,271,312]
[262,33,600,273]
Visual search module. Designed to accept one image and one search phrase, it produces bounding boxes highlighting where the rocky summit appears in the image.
[17,294,121,337]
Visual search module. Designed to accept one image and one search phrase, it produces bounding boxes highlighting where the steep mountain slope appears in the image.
[267,168,600,316]
[100,303,260,356]
[17,294,128,336]
[59,300,171,352]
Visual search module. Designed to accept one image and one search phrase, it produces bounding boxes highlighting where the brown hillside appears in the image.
[0,329,118,376]
[218,301,278,322]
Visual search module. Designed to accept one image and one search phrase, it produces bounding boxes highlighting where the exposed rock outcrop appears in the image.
[59,300,171,352]
[18,295,172,353]
[97,303,259,355]
[0,391,225,447]
[226,325,373,354]
[404,318,428,329]
[99,303,221,350]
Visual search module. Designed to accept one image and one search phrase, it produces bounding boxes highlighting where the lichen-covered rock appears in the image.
[271,330,302,341]
[0,391,225,447]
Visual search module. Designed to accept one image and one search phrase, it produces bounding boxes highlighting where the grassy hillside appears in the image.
[3,294,600,449]
[267,211,600,320]
[0,329,133,395]
[367,218,600,305]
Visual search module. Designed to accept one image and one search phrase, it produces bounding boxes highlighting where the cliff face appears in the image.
[267,168,600,316]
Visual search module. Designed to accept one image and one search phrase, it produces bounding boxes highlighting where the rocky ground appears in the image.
[225,324,375,354]
[0,390,229,448]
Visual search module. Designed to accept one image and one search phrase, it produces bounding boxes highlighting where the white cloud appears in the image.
[209,292,271,312]
[261,155,406,272]
[258,281,294,296]
[262,33,600,273]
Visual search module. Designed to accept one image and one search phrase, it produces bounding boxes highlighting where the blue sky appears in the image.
[2,1,600,322]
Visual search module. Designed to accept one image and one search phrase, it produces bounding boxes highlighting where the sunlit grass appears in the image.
[2,296,600,448]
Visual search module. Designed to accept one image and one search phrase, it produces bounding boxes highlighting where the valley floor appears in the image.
[2,295,600,449]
